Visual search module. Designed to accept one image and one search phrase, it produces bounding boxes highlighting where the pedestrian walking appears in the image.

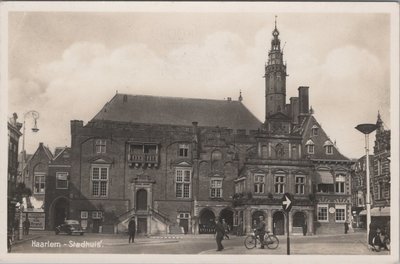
[128,217,136,243]
[214,218,225,251]
[344,220,349,234]
[302,220,307,236]
[23,219,30,235]
[222,219,230,239]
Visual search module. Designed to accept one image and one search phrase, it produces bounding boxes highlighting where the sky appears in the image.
[7,10,392,159]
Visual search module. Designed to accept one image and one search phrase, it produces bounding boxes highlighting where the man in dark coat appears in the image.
[128,217,136,243]
[255,216,266,249]
[344,220,349,234]
[214,218,225,251]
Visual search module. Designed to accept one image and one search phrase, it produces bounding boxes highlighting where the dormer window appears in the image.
[305,139,314,154]
[323,140,334,155]
[311,125,319,136]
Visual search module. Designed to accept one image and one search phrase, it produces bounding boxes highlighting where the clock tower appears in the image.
[265,17,287,121]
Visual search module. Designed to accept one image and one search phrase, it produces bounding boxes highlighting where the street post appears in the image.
[282,192,293,255]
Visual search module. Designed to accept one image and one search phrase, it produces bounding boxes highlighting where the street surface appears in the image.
[10,231,390,255]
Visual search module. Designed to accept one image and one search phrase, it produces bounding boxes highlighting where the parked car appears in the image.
[55,220,84,235]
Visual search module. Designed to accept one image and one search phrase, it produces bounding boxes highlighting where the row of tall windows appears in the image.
[253,175,306,195]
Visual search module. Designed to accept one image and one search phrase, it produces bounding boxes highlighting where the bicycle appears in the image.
[244,229,279,249]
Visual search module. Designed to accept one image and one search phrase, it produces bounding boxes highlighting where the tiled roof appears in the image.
[301,115,350,161]
[91,94,262,130]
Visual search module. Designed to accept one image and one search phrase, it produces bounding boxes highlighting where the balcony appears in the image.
[128,154,159,168]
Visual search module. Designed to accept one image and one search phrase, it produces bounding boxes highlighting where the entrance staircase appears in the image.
[116,207,172,235]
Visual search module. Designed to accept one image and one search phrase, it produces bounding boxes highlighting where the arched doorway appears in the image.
[273,211,285,235]
[199,208,215,234]
[136,189,147,211]
[251,210,266,228]
[53,198,69,229]
[293,211,307,235]
[219,208,234,232]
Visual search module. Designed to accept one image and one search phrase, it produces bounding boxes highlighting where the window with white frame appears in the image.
[178,212,190,219]
[317,205,328,222]
[274,175,285,194]
[92,211,103,219]
[56,172,69,189]
[178,144,189,157]
[335,205,346,222]
[335,175,345,194]
[92,166,109,197]
[254,174,265,194]
[176,168,191,198]
[80,211,88,219]
[323,140,334,155]
[305,139,314,154]
[295,176,305,194]
[210,178,223,198]
[95,139,106,154]
[34,172,46,194]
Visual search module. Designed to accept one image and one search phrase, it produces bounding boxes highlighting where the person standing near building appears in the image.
[214,218,225,251]
[128,217,136,243]
[222,219,230,239]
[256,216,266,249]
[344,220,349,234]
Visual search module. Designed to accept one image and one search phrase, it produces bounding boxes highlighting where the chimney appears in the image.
[298,86,309,115]
[290,97,299,124]
[71,120,84,135]
[192,121,199,159]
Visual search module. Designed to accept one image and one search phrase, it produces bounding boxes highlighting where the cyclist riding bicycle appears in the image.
[255,216,266,249]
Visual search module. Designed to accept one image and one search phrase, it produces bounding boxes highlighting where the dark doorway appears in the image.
[136,189,147,211]
[273,211,285,235]
[293,212,306,227]
[179,219,189,234]
[54,198,69,229]
[92,219,100,233]
[137,217,147,234]
[199,209,215,234]
[219,208,234,230]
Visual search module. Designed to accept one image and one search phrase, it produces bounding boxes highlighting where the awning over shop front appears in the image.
[358,207,390,217]
[315,170,334,184]
[371,207,390,217]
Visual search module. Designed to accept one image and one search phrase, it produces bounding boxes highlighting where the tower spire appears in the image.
[275,15,277,30]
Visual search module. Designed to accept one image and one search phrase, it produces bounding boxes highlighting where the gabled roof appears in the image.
[53,147,70,161]
[301,115,350,161]
[91,94,262,130]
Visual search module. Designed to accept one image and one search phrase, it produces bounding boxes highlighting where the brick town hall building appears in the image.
[65,23,353,236]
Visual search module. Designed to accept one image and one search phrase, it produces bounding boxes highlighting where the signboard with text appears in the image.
[23,212,46,230]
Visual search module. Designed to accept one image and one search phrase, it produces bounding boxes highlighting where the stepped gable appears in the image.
[91,94,262,130]
[301,115,350,161]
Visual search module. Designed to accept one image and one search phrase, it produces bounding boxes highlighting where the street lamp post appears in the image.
[18,110,39,240]
[355,123,377,246]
